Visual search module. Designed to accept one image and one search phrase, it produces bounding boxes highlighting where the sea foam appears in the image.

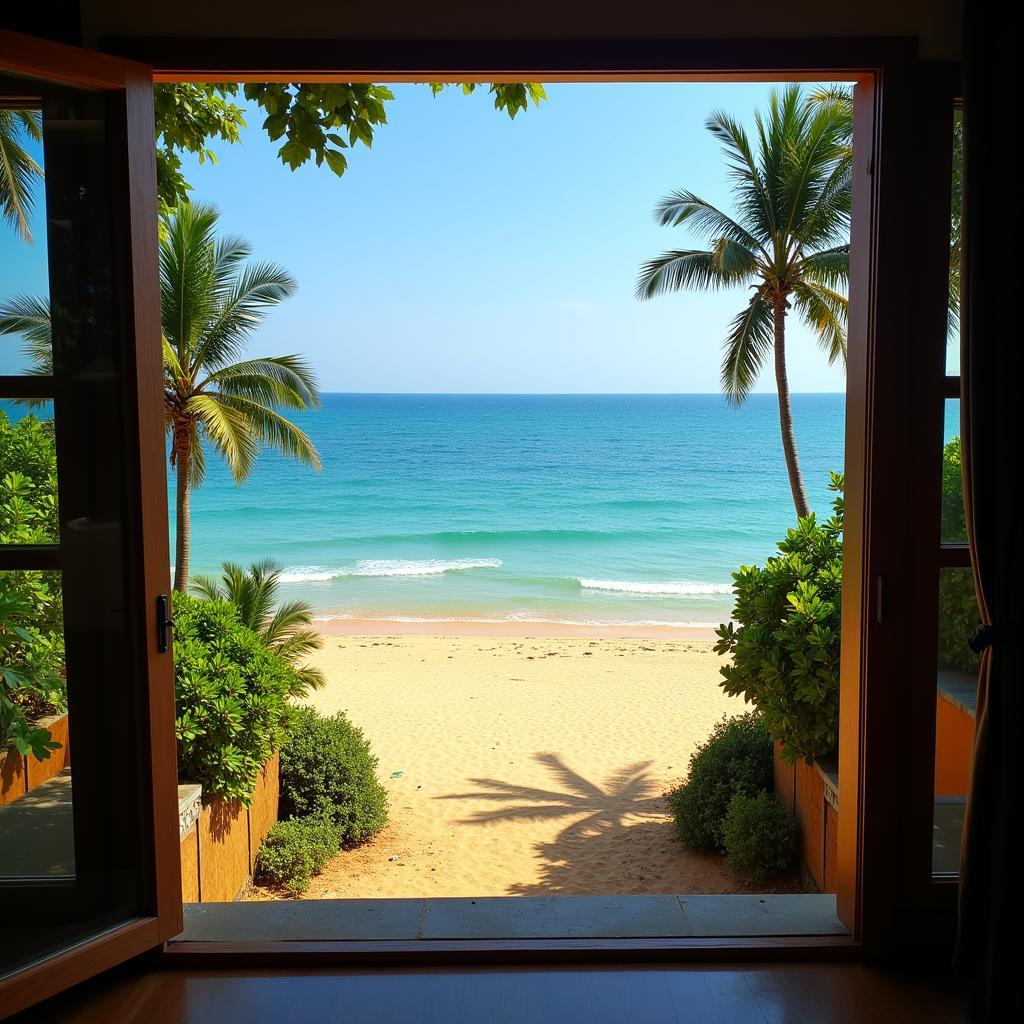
[279,558,502,583]
[578,578,733,596]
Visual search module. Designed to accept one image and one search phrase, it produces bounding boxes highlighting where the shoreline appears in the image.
[312,616,722,642]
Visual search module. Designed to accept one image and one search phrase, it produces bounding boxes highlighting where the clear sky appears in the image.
[1,82,849,393]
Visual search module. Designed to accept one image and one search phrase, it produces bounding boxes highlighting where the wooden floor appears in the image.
[13,962,965,1023]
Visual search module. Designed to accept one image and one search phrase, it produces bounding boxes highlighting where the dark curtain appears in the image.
[956,6,1024,1019]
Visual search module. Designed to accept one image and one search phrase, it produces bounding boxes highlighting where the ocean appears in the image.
[179,393,858,629]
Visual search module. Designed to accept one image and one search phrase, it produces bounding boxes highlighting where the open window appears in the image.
[0,29,962,1011]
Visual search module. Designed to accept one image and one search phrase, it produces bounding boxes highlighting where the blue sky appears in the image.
[1,82,849,393]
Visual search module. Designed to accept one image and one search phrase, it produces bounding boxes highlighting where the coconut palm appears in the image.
[0,109,43,242]
[0,202,322,589]
[808,83,961,337]
[191,560,325,694]
[637,84,850,518]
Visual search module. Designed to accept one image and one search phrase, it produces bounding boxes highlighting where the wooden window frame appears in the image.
[0,29,180,1017]
[1,32,963,997]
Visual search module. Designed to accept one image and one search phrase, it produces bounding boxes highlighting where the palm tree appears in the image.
[0,109,43,242]
[637,85,850,518]
[191,560,325,694]
[0,202,322,589]
[808,84,962,337]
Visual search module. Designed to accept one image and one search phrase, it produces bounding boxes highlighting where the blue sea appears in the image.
[178,393,857,628]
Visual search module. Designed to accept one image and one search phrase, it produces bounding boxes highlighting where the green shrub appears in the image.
[722,791,799,883]
[280,706,388,844]
[254,816,342,895]
[717,453,980,762]
[714,474,844,764]
[0,410,65,759]
[173,592,301,803]
[666,712,772,852]
[938,437,980,674]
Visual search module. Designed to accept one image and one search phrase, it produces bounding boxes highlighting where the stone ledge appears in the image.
[178,783,202,838]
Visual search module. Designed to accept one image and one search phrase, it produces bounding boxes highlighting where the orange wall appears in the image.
[934,693,974,798]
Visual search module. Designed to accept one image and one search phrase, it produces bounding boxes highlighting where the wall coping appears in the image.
[937,669,978,719]
[178,783,202,838]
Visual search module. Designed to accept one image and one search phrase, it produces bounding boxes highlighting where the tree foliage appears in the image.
[0,411,65,760]
[666,712,773,851]
[191,560,325,692]
[153,81,546,214]
[717,452,980,763]
[714,475,844,763]
[722,790,798,883]
[279,706,389,844]
[173,591,302,803]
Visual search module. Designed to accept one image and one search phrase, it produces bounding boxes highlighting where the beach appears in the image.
[251,626,754,900]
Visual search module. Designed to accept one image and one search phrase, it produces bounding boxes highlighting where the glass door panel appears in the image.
[0,39,177,999]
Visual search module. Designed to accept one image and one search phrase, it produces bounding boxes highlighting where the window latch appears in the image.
[156,594,174,654]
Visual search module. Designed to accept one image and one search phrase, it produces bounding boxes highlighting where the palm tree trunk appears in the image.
[173,435,191,593]
[772,302,810,519]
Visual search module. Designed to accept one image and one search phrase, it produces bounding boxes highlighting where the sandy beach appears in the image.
[252,626,757,900]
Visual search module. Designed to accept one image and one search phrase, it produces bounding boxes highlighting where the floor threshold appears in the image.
[179,893,846,943]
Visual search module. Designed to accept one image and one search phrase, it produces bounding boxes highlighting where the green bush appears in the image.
[666,713,772,852]
[715,473,844,764]
[0,410,65,759]
[254,816,342,895]
[722,791,799,883]
[173,592,302,803]
[280,706,388,844]
[938,437,980,674]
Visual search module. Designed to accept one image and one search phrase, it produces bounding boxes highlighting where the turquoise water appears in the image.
[2,394,960,627]
[178,393,855,627]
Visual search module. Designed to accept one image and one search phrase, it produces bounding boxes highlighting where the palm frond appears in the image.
[0,109,44,242]
[720,294,774,404]
[202,355,320,410]
[651,190,765,254]
[186,392,259,484]
[0,294,52,373]
[160,201,222,374]
[214,394,322,472]
[190,574,226,601]
[189,559,325,692]
[792,282,848,365]
[192,260,297,373]
[800,245,850,290]
[704,110,774,242]
[636,247,756,300]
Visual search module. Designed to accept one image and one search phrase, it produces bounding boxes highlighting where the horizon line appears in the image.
[311,390,847,397]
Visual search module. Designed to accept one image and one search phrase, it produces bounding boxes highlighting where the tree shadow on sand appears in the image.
[436,753,681,895]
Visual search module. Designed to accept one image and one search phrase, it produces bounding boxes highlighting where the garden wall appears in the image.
[777,684,976,890]
[0,714,70,805]
[178,752,279,903]
[773,742,839,893]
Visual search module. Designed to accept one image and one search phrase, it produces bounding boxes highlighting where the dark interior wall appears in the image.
[1,3,80,45]
[80,1,961,60]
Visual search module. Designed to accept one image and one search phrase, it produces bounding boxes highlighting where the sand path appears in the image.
[251,635,752,899]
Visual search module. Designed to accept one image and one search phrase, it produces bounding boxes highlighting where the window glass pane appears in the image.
[932,566,978,874]
[0,73,151,979]
[0,105,51,377]
[0,400,59,544]
[945,108,962,375]
[0,568,73,879]
[941,399,966,544]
